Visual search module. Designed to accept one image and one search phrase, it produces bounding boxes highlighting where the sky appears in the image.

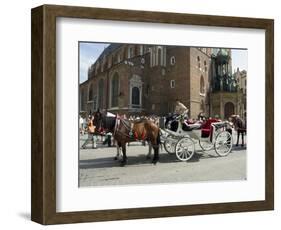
[231,49,248,73]
[79,43,248,83]
[79,42,109,83]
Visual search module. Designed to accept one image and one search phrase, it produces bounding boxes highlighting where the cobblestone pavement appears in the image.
[79,133,246,187]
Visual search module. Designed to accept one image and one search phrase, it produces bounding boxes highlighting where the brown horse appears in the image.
[229,115,246,147]
[97,114,161,166]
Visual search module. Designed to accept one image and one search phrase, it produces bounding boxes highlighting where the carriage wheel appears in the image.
[214,131,233,157]
[175,137,195,161]
[164,138,176,154]
[199,139,214,151]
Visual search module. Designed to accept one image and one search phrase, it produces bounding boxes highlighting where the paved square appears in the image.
[79,133,246,187]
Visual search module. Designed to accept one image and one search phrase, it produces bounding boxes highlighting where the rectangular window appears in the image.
[170,80,175,88]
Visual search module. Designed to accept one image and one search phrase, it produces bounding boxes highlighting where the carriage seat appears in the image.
[201,118,219,138]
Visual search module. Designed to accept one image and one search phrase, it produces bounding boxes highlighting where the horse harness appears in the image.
[114,118,147,141]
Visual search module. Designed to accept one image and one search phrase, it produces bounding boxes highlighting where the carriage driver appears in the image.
[175,99,189,118]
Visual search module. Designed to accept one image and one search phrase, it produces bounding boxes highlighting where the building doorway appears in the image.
[224,102,234,119]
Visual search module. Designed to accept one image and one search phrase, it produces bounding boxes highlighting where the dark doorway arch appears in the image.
[224,102,235,119]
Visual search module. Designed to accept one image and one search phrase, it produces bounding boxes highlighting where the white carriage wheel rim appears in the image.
[175,137,195,161]
[215,131,232,156]
[164,139,176,154]
[199,139,214,151]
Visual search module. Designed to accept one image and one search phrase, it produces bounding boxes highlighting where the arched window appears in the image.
[170,56,176,65]
[204,60,207,72]
[128,46,134,59]
[157,48,162,66]
[197,56,201,68]
[139,45,144,55]
[200,75,205,94]
[88,84,94,101]
[131,87,140,107]
[111,73,119,107]
[98,79,104,109]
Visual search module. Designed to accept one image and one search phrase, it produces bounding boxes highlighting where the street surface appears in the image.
[79,133,246,187]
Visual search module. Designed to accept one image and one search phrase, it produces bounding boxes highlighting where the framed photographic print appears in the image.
[31,4,274,225]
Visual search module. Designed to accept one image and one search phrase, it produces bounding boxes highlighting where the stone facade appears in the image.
[79,44,246,119]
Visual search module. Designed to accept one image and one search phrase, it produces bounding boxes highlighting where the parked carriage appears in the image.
[161,114,233,161]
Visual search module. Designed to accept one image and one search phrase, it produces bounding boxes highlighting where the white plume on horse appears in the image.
[106,112,116,117]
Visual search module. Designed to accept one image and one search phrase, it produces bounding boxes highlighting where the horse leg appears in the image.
[241,132,244,147]
[236,131,240,146]
[120,143,127,167]
[146,141,152,159]
[114,141,121,160]
[152,132,160,165]
[152,145,159,165]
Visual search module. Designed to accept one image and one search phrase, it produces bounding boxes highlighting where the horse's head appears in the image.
[229,114,244,129]
[229,114,238,123]
[91,110,103,130]
[91,111,117,133]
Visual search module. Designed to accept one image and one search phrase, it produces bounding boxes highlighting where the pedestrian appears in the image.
[103,132,112,147]
[79,115,84,135]
[81,115,97,149]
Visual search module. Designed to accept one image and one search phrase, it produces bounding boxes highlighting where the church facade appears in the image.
[79,44,246,119]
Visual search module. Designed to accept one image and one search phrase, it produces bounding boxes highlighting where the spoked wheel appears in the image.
[175,137,195,161]
[199,139,214,151]
[164,137,176,154]
[214,131,233,156]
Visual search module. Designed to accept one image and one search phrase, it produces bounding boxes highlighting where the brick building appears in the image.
[79,44,245,119]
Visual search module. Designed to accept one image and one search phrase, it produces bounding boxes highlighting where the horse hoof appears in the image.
[113,157,118,161]
[120,159,127,167]
[120,162,126,167]
[236,144,239,147]
[152,160,158,165]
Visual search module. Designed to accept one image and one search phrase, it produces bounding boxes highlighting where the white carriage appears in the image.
[161,115,233,161]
